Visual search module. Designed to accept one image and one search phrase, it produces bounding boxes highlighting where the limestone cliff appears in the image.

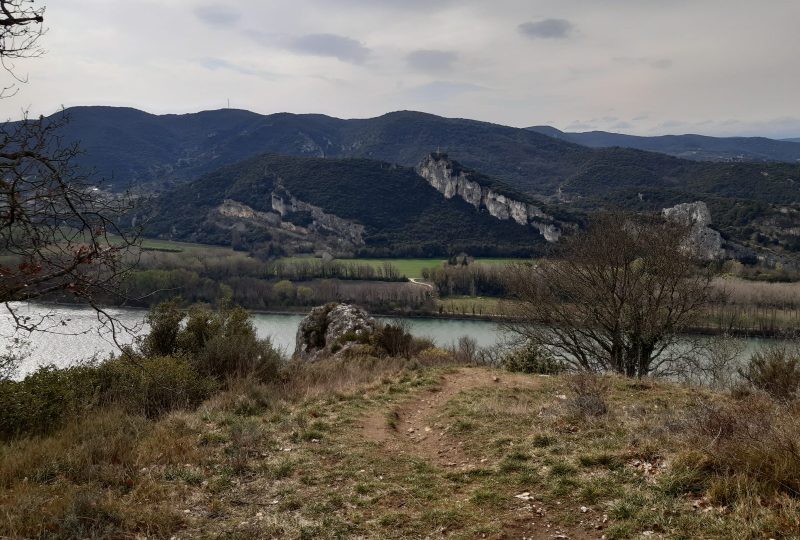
[213,188,365,254]
[416,153,561,242]
[271,184,365,246]
[662,201,724,261]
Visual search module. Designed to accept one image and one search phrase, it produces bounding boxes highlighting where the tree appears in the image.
[0,0,45,97]
[503,212,719,378]
[0,0,141,336]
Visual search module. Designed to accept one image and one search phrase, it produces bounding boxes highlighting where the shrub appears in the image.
[503,342,564,374]
[95,356,216,418]
[415,347,456,366]
[140,298,184,357]
[566,372,610,418]
[453,335,479,364]
[150,301,284,382]
[675,395,800,502]
[0,356,215,439]
[373,321,413,358]
[0,365,100,439]
[738,346,800,401]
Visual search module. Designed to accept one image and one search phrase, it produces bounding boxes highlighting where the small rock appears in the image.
[580,506,588,513]
[492,376,500,382]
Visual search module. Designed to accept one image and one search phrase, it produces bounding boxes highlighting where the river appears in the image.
[1,303,507,378]
[0,303,788,380]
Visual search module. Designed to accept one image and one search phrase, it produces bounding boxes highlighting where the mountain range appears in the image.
[527,126,800,163]
[44,106,800,258]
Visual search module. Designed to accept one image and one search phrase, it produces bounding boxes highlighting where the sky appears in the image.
[3,0,800,138]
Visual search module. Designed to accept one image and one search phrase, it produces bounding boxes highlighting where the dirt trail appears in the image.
[360,368,600,539]
[361,367,540,468]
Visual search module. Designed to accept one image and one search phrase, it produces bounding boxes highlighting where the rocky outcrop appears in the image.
[217,199,281,225]
[662,201,724,261]
[416,153,561,242]
[293,303,377,360]
[271,185,365,246]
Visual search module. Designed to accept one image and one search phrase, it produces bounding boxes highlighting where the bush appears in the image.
[373,321,413,358]
[0,356,215,439]
[95,356,216,418]
[503,342,564,374]
[567,372,610,418]
[140,299,184,357]
[0,365,100,439]
[140,301,284,382]
[738,346,800,401]
[676,395,800,502]
[453,336,479,364]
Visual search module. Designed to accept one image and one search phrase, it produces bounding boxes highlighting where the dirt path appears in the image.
[361,367,539,468]
[360,368,599,540]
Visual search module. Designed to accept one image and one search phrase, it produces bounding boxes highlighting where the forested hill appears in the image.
[49,107,800,210]
[140,154,558,257]
[527,125,800,163]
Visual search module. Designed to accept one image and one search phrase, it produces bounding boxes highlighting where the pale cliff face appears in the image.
[271,186,365,246]
[662,201,724,261]
[416,154,562,242]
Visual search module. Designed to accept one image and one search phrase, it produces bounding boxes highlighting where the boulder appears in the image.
[662,201,724,261]
[293,303,377,360]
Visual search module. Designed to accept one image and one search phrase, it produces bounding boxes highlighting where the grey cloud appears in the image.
[193,5,241,27]
[406,81,485,102]
[613,57,673,69]
[518,19,573,39]
[197,58,278,80]
[406,50,458,72]
[288,34,371,65]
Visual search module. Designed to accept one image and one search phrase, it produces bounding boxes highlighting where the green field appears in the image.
[279,257,526,278]
[138,238,238,254]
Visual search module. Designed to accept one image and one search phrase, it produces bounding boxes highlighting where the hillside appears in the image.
[528,125,800,163]
[50,107,799,205]
[139,154,558,257]
[49,106,586,196]
[51,106,800,256]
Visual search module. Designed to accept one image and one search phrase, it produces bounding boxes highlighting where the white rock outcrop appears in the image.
[271,185,365,246]
[294,303,377,361]
[416,153,561,242]
[662,201,724,261]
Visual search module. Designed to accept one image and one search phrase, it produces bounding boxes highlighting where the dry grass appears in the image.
[1,354,800,539]
[715,277,800,308]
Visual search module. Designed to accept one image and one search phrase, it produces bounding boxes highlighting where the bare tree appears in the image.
[503,212,720,378]
[0,0,45,96]
[0,0,141,337]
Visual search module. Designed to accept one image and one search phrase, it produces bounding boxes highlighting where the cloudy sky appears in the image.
[3,0,800,137]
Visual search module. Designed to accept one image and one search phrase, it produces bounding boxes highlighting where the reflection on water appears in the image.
[0,303,787,379]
